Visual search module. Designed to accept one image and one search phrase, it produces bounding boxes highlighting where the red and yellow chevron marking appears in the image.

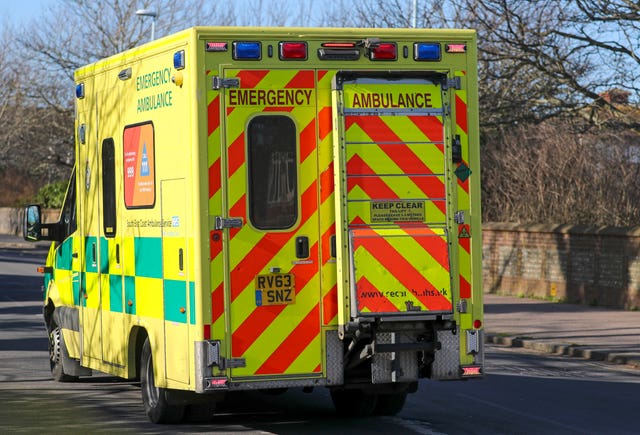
[454,71,472,300]
[206,69,225,343]
[351,228,452,314]
[343,110,447,226]
[210,68,323,378]
[317,69,339,327]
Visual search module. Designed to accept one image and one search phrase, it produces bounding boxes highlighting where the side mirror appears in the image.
[24,205,42,242]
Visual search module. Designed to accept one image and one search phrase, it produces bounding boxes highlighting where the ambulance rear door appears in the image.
[332,72,454,322]
[215,68,324,381]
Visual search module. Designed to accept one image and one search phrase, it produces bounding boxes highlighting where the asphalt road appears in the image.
[2,246,639,434]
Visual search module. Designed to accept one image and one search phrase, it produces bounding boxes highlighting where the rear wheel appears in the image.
[373,392,408,416]
[330,389,378,418]
[49,326,77,382]
[140,338,184,424]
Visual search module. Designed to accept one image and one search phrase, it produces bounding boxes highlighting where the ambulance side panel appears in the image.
[73,32,206,389]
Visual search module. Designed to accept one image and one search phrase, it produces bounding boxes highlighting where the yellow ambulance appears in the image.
[24,26,483,423]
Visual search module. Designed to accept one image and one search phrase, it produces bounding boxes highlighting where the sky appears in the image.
[0,0,332,28]
[1,0,50,26]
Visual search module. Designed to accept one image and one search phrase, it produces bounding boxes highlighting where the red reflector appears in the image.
[207,377,228,389]
[37,266,45,273]
[280,42,307,60]
[473,319,482,329]
[462,366,482,376]
[203,324,211,340]
[370,42,397,60]
[446,43,467,53]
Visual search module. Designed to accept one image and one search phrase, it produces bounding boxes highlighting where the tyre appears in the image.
[140,338,185,424]
[49,326,78,382]
[373,392,408,416]
[330,388,378,418]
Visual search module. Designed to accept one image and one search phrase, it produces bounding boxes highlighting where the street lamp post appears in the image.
[136,8,158,41]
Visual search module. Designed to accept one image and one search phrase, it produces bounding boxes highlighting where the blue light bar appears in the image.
[173,50,185,70]
[75,83,85,99]
[233,41,261,60]
[414,43,441,61]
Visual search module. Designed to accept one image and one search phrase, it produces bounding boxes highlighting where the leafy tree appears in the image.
[35,181,69,209]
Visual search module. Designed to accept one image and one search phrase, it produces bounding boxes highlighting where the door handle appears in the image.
[215,216,243,229]
[296,236,309,259]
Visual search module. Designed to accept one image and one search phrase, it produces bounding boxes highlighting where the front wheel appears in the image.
[49,326,77,382]
[140,338,184,424]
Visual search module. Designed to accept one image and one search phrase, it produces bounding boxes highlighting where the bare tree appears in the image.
[5,0,640,225]
[20,0,236,82]
[320,0,450,28]
[482,119,640,225]
[453,0,640,127]
[321,0,640,225]
[0,0,239,205]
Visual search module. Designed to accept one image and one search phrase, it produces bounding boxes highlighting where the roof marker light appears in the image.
[279,42,307,60]
[414,43,441,61]
[321,42,356,48]
[446,43,467,53]
[318,41,360,61]
[233,41,261,60]
[206,42,228,52]
[75,83,85,99]
[173,50,185,70]
[370,42,397,61]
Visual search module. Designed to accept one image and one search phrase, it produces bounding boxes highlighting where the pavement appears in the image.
[484,294,640,369]
[1,234,639,370]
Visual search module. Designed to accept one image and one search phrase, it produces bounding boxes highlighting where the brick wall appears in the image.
[483,223,640,310]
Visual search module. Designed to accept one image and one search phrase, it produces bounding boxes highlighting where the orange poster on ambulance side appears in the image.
[123,122,155,208]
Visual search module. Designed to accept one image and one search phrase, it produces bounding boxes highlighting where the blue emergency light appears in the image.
[233,41,261,60]
[173,50,185,70]
[75,83,85,99]
[414,43,441,61]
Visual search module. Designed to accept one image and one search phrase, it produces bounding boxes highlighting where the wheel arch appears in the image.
[128,326,149,380]
[44,298,55,331]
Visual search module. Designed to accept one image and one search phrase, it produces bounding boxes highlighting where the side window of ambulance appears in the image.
[102,138,116,238]
[58,168,77,242]
[247,115,297,230]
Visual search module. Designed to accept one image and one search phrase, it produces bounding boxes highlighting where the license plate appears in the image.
[255,273,296,306]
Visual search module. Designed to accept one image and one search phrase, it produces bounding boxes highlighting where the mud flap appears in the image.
[371,332,419,384]
[431,329,460,380]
